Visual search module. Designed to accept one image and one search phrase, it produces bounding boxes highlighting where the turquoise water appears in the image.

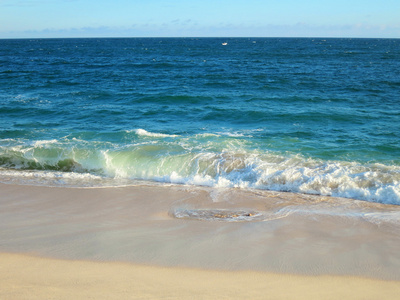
[1,38,400,204]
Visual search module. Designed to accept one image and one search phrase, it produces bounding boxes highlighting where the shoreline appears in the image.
[1,181,400,297]
[1,252,400,300]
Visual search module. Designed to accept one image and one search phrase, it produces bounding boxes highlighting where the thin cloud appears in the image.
[1,22,399,39]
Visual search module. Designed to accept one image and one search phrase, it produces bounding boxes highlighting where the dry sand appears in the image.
[1,182,400,299]
[2,253,400,300]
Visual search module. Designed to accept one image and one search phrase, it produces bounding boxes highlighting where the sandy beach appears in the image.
[2,253,400,300]
[1,182,400,299]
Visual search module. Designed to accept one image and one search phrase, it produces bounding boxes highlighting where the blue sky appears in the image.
[1,0,399,38]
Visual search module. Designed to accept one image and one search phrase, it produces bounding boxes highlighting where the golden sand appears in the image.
[1,253,400,300]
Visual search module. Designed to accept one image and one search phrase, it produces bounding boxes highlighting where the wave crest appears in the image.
[1,135,399,205]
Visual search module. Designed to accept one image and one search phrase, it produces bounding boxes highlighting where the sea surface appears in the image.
[1,37,400,205]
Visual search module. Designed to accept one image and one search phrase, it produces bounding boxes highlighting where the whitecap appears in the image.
[133,129,178,138]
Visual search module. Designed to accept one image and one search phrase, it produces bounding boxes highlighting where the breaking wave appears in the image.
[1,129,399,205]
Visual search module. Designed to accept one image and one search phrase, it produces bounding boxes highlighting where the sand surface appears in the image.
[2,253,400,300]
[1,182,400,298]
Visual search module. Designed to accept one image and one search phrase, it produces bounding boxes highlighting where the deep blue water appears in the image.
[1,38,400,204]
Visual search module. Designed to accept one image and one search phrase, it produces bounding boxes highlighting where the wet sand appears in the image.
[1,182,400,298]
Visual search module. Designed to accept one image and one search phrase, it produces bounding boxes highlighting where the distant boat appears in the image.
[222,42,228,46]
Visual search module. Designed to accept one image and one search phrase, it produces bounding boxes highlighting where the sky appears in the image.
[0,0,399,38]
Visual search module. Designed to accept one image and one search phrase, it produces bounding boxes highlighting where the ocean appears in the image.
[1,37,400,205]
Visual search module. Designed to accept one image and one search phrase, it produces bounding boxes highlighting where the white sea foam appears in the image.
[133,129,178,138]
[1,136,400,205]
[33,139,59,147]
[138,152,400,205]
[0,168,104,187]
[216,131,246,137]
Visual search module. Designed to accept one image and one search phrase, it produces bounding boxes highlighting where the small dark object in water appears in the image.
[172,209,263,222]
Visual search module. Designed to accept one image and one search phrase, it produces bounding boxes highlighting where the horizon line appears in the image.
[1,36,399,40]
